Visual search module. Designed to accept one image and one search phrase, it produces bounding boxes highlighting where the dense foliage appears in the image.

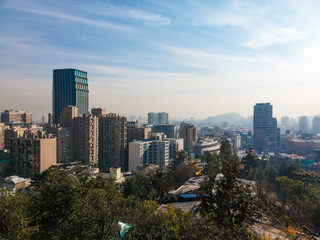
[1,142,319,239]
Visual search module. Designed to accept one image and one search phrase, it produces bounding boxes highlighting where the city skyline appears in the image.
[2,1,320,121]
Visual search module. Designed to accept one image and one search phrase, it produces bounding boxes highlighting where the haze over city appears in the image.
[1,0,320,121]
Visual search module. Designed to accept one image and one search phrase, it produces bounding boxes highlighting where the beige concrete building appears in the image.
[59,105,78,127]
[180,123,197,152]
[10,134,57,178]
[99,114,127,172]
[72,115,99,166]
[127,121,151,143]
[1,110,32,124]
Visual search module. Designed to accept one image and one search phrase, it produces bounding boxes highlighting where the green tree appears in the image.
[202,151,220,175]
[33,167,78,227]
[198,143,262,239]
[58,186,122,239]
[0,186,31,240]
[126,201,199,240]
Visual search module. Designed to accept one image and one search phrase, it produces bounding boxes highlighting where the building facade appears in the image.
[152,124,177,138]
[194,138,221,158]
[56,127,73,163]
[1,110,32,125]
[299,116,309,134]
[0,123,4,150]
[253,103,280,152]
[10,135,57,178]
[52,69,89,124]
[313,116,320,135]
[98,114,127,172]
[148,112,169,125]
[127,121,151,143]
[60,105,78,127]
[128,140,169,172]
[72,115,99,166]
[180,123,197,152]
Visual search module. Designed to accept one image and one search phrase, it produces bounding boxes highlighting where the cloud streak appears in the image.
[3,5,131,31]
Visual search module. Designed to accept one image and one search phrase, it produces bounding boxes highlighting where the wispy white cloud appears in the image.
[3,5,131,31]
[243,27,308,49]
[99,6,171,25]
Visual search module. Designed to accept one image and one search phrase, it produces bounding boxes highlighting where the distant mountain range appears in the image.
[207,112,249,125]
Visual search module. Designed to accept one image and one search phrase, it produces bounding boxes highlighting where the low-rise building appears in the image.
[194,138,220,158]
[2,175,31,193]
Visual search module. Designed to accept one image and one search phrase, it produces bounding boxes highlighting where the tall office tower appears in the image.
[299,116,309,134]
[10,134,56,178]
[148,112,169,125]
[127,121,151,143]
[0,123,4,150]
[152,124,177,138]
[72,115,99,166]
[312,116,320,135]
[281,116,290,128]
[253,103,279,152]
[60,105,78,127]
[99,114,127,172]
[1,110,32,125]
[91,108,106,117]
[52,68,89,124]
[180,123,197,152]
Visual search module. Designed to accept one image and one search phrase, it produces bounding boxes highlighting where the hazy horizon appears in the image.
[1,0,320,121]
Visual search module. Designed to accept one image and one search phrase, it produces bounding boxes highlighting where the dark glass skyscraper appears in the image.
[52,69,89,124]
[253,103,279,152]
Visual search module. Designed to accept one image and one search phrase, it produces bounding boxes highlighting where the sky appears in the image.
[1,0,320,122]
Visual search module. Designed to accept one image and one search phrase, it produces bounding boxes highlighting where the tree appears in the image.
[202,151,220,175]
[0,186,31,240]
[122,171,159,201]
[198,142,262,239]
[126,201,199,240]
[58,187,122,239]
[33,167,78,227]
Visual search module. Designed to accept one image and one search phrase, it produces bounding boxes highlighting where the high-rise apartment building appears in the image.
[72,115,99,166]
[52,69,89,124]
[56,127,73,163]
[128,140,169,172]
[299,116,309,134]
[59,105,78,127]
[312,116,320,135]
[180,123,197,152]
[0,123,4,150]
[98,114,127,172]
[253,103,279,152]
[127,121,151,143]
[148,112,169,125]
[1,110,32,125]
[10,134,57,178]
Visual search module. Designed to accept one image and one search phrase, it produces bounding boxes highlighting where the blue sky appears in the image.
[1,0,320,121]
